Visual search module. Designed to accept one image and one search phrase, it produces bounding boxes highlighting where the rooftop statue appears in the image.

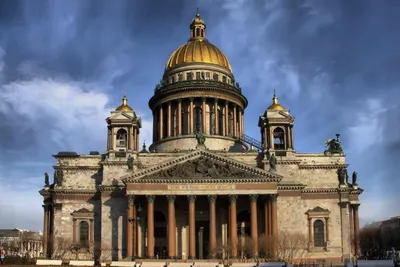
[352,171,358,185]
[324,133,344,155]
[127,155,134,171]
[269,154,277,172]
[44,173,49,187]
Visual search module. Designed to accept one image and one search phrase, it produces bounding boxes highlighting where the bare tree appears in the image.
[214,238,239,265]
[276,230,307,264]
[51,237,73,260]
[99,244,112,263]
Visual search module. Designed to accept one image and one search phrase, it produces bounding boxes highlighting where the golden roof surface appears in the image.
[267,90,286,111]
[165,12,232,73]
[115,95,134,112]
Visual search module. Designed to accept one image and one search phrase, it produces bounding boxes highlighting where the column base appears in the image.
[188,256,196,260]
[168,256,176,260]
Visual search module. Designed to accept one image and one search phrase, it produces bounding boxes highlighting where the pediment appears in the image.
[108,112,136,121]
[122,150,282,184]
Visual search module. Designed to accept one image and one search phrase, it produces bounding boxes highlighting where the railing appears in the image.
[154,79,242,94]
[239,134,263,151]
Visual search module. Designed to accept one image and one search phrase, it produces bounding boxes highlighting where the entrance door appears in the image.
[196,221,209,259]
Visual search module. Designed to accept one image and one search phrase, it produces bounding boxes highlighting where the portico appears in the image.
[122,150,281,259]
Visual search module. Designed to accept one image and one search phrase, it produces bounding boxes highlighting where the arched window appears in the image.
[194,107,202,133]
[116,129,127,147]
[228,112,233,136]
[313,220,325,247]
[163,109,168,138]
[218,108,224,136]
[182,107,188,135]
[79,221,89,247]
[196,28,200,37]
[172,108,177,136]
[273,127,285,150]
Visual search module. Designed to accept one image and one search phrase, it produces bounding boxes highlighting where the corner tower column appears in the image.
[42,205,49,258]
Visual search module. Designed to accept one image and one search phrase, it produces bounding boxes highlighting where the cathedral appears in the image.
[40,13,362,264]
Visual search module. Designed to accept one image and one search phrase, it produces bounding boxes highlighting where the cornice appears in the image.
[123,150,282,184]
[276,160,302,165]
[298,164,348,170]
[302,188,338,194]
[278,184,306,190]
[101,161,128,166]
[52,189,98,195]
[130,178,279,184]
[53,165,101,171]
[99,185,126,192]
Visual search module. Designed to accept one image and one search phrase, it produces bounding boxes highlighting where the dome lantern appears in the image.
[266,90,286,111]
[115,95,134,112]
[190,9,206,40]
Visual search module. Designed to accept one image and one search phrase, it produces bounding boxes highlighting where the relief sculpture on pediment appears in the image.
[155,156,257,179]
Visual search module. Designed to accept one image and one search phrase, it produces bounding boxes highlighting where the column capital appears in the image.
[187,195,197,203]
[207,195,217,203]
[214,98,219,104]
[352,203,360,210]
[168,101,172,106]
[127,195,135,204]
[229,194,238,203]
[202,97,207,101]
[177,98,182,103]
[269,194,278,201]
[146,195,156,203]
[249,194,258,202]
[225,100,229,105]
[189,97,194,102]
[166,195,176,203]
[42,205,50,211]
[232,103,237,108]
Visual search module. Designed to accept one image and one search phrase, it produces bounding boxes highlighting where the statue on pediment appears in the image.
[324,133,343,155]
[44,173,49,187]
[352,171,358,185]
[269,154,277,172]
[338,168,347,185]
[127,155,134,171]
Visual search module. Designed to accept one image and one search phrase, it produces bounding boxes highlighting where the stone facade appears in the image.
[39,12,363,264]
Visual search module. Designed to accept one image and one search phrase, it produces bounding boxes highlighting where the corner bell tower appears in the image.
[106,95,142,158]
[258,90,295,155]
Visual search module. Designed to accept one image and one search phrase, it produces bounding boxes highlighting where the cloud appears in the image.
[0,48,153,230]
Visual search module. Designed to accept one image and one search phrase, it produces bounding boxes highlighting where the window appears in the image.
[213,73,219,81]
[205,72,210,80]
[218,108,224,136]
[194,107,202,133]
[306,206,330,251]
[172,109,177,136]
[273,127,285,150]
[223,76,227,83]
[196,28,200,37]
[228,112,233,136]
[313,220,325,248]
[182,107,188,135]
[79,221,89,247]
[116,129,127,147]
[201,29,204,37]
[178,73,183,81]
[171,76,175,83]
[196,72,201,80]
[187,72,193,81]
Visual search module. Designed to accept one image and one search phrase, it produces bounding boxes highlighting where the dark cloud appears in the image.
[0,0,399,229]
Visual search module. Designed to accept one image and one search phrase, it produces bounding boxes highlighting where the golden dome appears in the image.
[267,90,286,111]
[115,95,134,112]
[165,12,232,73]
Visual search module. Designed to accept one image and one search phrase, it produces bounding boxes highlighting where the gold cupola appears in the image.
[115,95,134,112]
[267,90,286,111]
[165,12,232,73]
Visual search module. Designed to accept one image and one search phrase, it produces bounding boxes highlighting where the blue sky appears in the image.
[0,0,399,231]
